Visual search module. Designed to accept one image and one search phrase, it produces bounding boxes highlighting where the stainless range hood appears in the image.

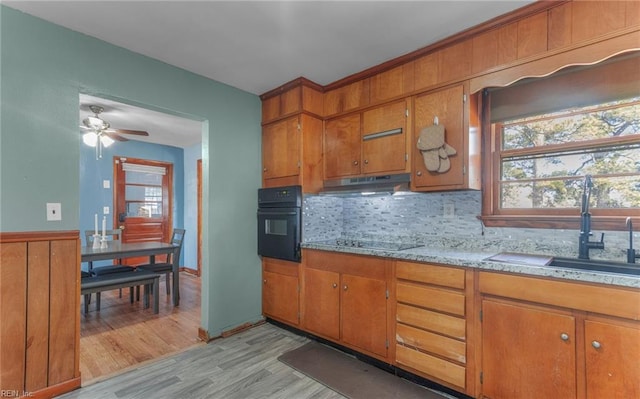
[321,173,411,195]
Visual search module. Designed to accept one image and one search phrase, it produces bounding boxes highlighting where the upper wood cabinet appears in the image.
[411,83,480,191]
[262,116,300,180]
[261,79,323,124]
[261,80,324,192]
[324,99,409,179]
[323,113,362,179]
[324,80,370,117]
[362,99,410,175]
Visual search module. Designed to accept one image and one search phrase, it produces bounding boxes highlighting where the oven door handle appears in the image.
[257,209,298,216]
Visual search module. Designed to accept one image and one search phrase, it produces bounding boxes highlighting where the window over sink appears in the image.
[481,54,640,230]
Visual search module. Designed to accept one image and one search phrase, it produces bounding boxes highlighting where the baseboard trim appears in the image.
[31,376,81,399]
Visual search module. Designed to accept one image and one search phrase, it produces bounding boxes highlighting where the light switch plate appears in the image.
[46,203,62,221]
[103,180,110,189]
[103,206,110,215]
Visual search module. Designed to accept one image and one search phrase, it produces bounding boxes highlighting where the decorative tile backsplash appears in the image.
[303,191,635,262]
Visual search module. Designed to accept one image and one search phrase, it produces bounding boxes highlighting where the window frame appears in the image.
[480,70,640,231]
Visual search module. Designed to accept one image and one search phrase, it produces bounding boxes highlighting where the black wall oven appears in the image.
[257,185,302,263]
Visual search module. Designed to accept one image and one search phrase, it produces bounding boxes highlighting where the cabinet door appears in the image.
[412,85,465,189]
[303,267,340,340]
[263,270,299,325]
[341,274,387,358]
[482,300,576,399]
[585,320,640,399]
[324,113,361,178]
[262,117,300,180]
[362,100,408,175]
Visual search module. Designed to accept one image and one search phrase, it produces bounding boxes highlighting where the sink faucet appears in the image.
[627,217,640,264]
[578,175,604,259]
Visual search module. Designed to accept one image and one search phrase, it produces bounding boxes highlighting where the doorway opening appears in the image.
[78,93,205,383]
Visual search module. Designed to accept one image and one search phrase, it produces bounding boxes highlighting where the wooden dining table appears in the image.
[81,241,181,306]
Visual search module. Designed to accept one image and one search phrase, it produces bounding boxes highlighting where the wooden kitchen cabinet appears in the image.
[361,99,409,175]
[412,83,481,191]
[481,299,577,399]
[303,267,340,340]
[324,99,409,179]
[303,249,391,360]
[262,116,300,180]
[584,318,640,399]
[262,257,300,326]
[261,79,323,192]
[478,271,640,399]
[394,261,470,392]
[323,113,362,179]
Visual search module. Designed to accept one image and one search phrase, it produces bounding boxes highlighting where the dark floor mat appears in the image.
[278,341,451,399]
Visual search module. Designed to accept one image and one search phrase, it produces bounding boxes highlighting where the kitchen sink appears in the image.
[549,257,640,276]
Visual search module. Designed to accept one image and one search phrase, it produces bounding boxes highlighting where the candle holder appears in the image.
[92,234,102,249]
[100,236,108,249]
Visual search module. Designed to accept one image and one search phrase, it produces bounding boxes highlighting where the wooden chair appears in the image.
[84,229,133,299]
[84,229,125,272]
[138,229,186,295]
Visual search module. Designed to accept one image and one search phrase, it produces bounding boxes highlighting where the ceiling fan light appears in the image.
[85,115,107,130]
[100,135,115,147]
[82,132,98,147]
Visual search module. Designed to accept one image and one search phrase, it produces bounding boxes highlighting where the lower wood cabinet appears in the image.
[481,299,577,399]
[479,271,640,399]
[262,257,300,326]
[394,261,472,393]
[584,318,640,399]
[303,249,390,360]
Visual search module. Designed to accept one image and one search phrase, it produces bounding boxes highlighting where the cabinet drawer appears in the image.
[396,261,465,289]
[396,323,466,363]
[396,344,465,389]
[396,303,465,340]
[397,282,465,316]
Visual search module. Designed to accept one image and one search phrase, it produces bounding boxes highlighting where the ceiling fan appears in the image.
[80,105,149,158]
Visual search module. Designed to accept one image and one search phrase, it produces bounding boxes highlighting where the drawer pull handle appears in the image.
[592,340,602,349]
[332,283,337,288]
[560,333,569,341]
[343,285,348,291]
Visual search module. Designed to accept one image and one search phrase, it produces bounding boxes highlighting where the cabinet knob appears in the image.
[592,340,602,349]
[353,160,359,166]
[343,285,348,291]
[263,279,267,284]
[416,171,422,176]
[560,333,570,341]
[332,283,337,288]
[364,159,369,164]
[263,168,267,172]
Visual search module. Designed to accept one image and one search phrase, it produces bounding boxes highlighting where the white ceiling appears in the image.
[6,0,534,148]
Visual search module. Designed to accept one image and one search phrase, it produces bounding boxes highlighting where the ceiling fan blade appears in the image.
[103,132,129,142]
[113,128,149,136]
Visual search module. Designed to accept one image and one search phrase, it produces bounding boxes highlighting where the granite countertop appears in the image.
[302,241,640,289]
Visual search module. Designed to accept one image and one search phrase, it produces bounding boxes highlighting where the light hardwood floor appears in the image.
[80,272,203,383]
[63,322,345,399]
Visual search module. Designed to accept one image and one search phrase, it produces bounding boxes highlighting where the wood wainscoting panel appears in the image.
[0,242,28,391]
[48,239,79,386]
[25,241,51,392]
[0,231,80,397]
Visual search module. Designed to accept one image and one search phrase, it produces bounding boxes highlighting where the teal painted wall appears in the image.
[1,6,263,336]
